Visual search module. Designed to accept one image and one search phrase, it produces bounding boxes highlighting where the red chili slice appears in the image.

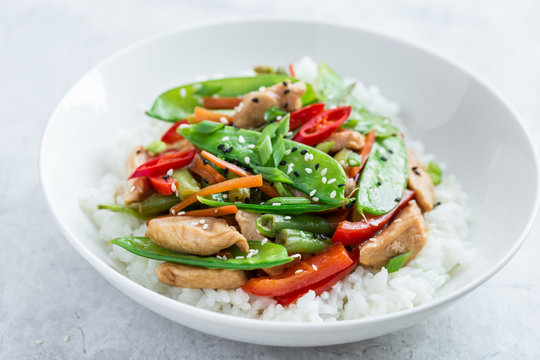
[330,189,415,246]
[128,149,196,179]
[289,103,325,130]
[148,176,178,196]
[292,106,351,146]
[161,119,188,144]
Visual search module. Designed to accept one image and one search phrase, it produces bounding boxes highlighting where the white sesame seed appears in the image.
[129,186,135,192]
[340,160,346,165]
[322,177,327,184]
[308,154,314,160]
[304,153,310,161]
[212,94,219,98]
[330,190,336,198]
[170,183,177,192]
[272,203,281,206]
[329,104,337,109]
[177,211,185,216]
[300,231,306,237]
[261,238,269,245]
[202,224,209,230]
[235,256,245,259]
[292,253,302,258]
[313,197,319,202]
[179,124,189,129]
[199,219,205,224]
[221,136,230,141]
[191,222,198,226]
[369,237,377,242]
[244,156,250,164]
[305,168,312,174]
[321,168,328,176]
[276,116,283,121]
[222,193,228,199]
[284,216,291,220]
[327,178,336,184]
[219,117,228,124]
[287,168,293,175]
[285,149,291,155]
[295,269,304,274]
[394,218,403,223]
[64,335,70,342]
[248,144,256,149]
[259,86,266,91]
[310,189,317,196]
[286,131,293,137]
[260,202,265,205]
[312,264,318,271]
[171,209,176,215]
[239,135,245,143]
[35,339,43,345]
[247,249,259,258]
[179,88,187,97]
[167,168,173,176]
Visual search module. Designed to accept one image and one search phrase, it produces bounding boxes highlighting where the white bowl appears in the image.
[40,19,539,346]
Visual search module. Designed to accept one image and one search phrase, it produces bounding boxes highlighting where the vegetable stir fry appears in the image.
[99,62,442,305]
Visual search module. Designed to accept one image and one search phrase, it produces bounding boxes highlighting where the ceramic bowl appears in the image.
[40,19,539,346]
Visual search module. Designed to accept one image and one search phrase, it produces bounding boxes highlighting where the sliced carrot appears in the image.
[348,129,375,178]
[202,97,242,109]
[194,107,232,124]
[188,154,227,184]
[176,205,238,217]
[288,64,296,78]
[170,174,263,213]
[201,150,279,198]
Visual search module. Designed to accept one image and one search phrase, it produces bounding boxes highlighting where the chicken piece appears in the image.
[232,80,306,129]
[345,177,357,197]
[123,146,153,205]
[165,138,195,153]
[407,150,435,212]
[146,216,249,256]
[235,210,266,241]
[359,200,427,269]
[327,130,365,153]
[156,262,247,289]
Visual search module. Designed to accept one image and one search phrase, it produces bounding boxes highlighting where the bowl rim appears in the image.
[40,17,540,330]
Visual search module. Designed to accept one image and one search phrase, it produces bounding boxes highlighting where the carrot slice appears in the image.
[176,205,238,217]
[188,154,227,184]
[170,174,263,213]
[194,107,231,124]
[202,97,242,109]
[288,64,296,78]
[348,129,375,178]
[200,150,279,198]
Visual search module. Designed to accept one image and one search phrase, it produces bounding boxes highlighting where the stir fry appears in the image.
[99,62,442,305]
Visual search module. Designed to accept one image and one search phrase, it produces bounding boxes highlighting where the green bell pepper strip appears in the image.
[256,214,334,237]
[275,229,331,254]
[315,141,335,153]
[427,161,443,185]
[198,196,338,215]
[147,75,318,122]
[180,123,347,205]
[356,135,408,215]
[111,237,294,270]
[172,168,200,200]
[98,194,182,220]
[97,204,151,220]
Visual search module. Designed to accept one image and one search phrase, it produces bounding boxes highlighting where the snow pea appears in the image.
[180,123,347,205]
[341,109,400,138]
[111,237,293,270]
[198,196,338,215]
[256,214,334,237]
[147,75,318,122]
[98,194,181,220]
[275,229,331,254]
[356,135,408,215]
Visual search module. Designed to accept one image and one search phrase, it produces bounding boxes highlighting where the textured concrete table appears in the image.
[2,0,540,358]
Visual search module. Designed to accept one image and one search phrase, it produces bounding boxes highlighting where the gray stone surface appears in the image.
[2,0,540,358]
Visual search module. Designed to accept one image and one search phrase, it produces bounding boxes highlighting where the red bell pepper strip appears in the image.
[348,129,376,178]
[289,103,325,130]
[161,119,188,144]
[330,189,415,246]
[242,243,353,297]
[288,64,296,78]
[274,248,359,305]
[129,149,196,179]
[148,175,178,196]
[292,106,352,147]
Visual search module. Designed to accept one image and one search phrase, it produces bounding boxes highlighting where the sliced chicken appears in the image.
[407,149,435,212]
[156,262,247,289]
[232,80,306,129]
[327,130,365,153]
[123,146,153,205]
[345,177,357,197]
[165,138,195,153]
[235,210,266,241]
[359,200,427,269]
[146,216,249,256]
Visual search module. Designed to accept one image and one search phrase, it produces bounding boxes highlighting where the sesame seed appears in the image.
[304,153,310,161]
[177,211,185,216]
[414,170,421,176]
[300,231,306,237]
[287,168,293,175]
[129,185,135,192]
[293,171,300,177]
[312,264,318,271]
[338,183,345,187]
[369,237,377,242]
[259,86,266,91]
[286,131,293,137]
[162,174,170,180]
[171,209,176,215]
[179,88,187,97]
[284,89,291,94]
[244,156,250,164]
[235,256,245,259]
[223,194,228,199]
[305,168,312,174]
[393,218,403,223]
[315,163,320,170]
[282,81,288,86]
[292,253,302,258]
[295,269,303,274]
[380,156,388,161]
[346,202,355,208]
[35,340,43,345]
[223,167,229,175]
[321,168,328,176]
[284,102,289,109]
[436,201,442,206]
[272,203,281,206]
[199,219,205,224]
[313,232,318,238]
[312,197,319,202]
[261,238,269,245]
[284,216,291,220]
[167,168,173,176]
[179,124,189,129]
[320,234,327,240]
[220,117,228,124]
[191,222,198,226]
[388,149,394,154]
[239,135,245,143]
[330,190,336,198]
[136,149,142,154]
[202,158,209,165]
[248,144,256,149]
[310,189,317,196]
[377,181,382,186]
[252,97,259,103]
[322,177,327,184]
[170,183,177,192]
[340,160,346,165]
[327,178,336,184]
[202,224,209,230]
[300,149,308,155]
[64,335,70,342]
[395,197,402,202]
[291,146,298,152]
[225,147,234,153]
[285,149,291,155]
[221,136,230,141]
[217,144,225,150]
[276,116,283,121]
[279,160,287,166]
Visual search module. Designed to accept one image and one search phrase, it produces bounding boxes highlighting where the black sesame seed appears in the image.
[380,156,388,161]
[162,174,170,180]
[202,158,209,165]
[217,144,225,150]
[284,102,289,109]
[279,160,287,166]
[223,167,229,175]
[252,97,259,103]
[232,125,240,129]
[345,202,355,208]
[412,166,418,171]
[293,171,300,177]
[315,163,320,170]
[414,170,421,176]
[387,149,394,154]
[282,81,287,86]
[300,149,308,155]
[320,234,327,240]
[436,201,442,206]
[284,89,291,95]
[395,197,402,202]
[377,181,382,186]
[313,232,318,239]
[338,183,346,187]
[225,147,234,153]
[291,146,298,152]
[136,149,142,154]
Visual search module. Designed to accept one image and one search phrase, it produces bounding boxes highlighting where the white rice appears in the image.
[79,57,474,322]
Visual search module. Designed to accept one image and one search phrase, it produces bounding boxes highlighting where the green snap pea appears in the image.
[197,196,338,215]
[275,229,331,254]
[256,214,334,237]
[98,194,181,220]
[111,237,293,270]
[356,135,408,215]
[147,75,318,122]
[265,197,310,206]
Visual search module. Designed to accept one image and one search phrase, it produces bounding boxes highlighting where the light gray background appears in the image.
[2,0,539,358]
